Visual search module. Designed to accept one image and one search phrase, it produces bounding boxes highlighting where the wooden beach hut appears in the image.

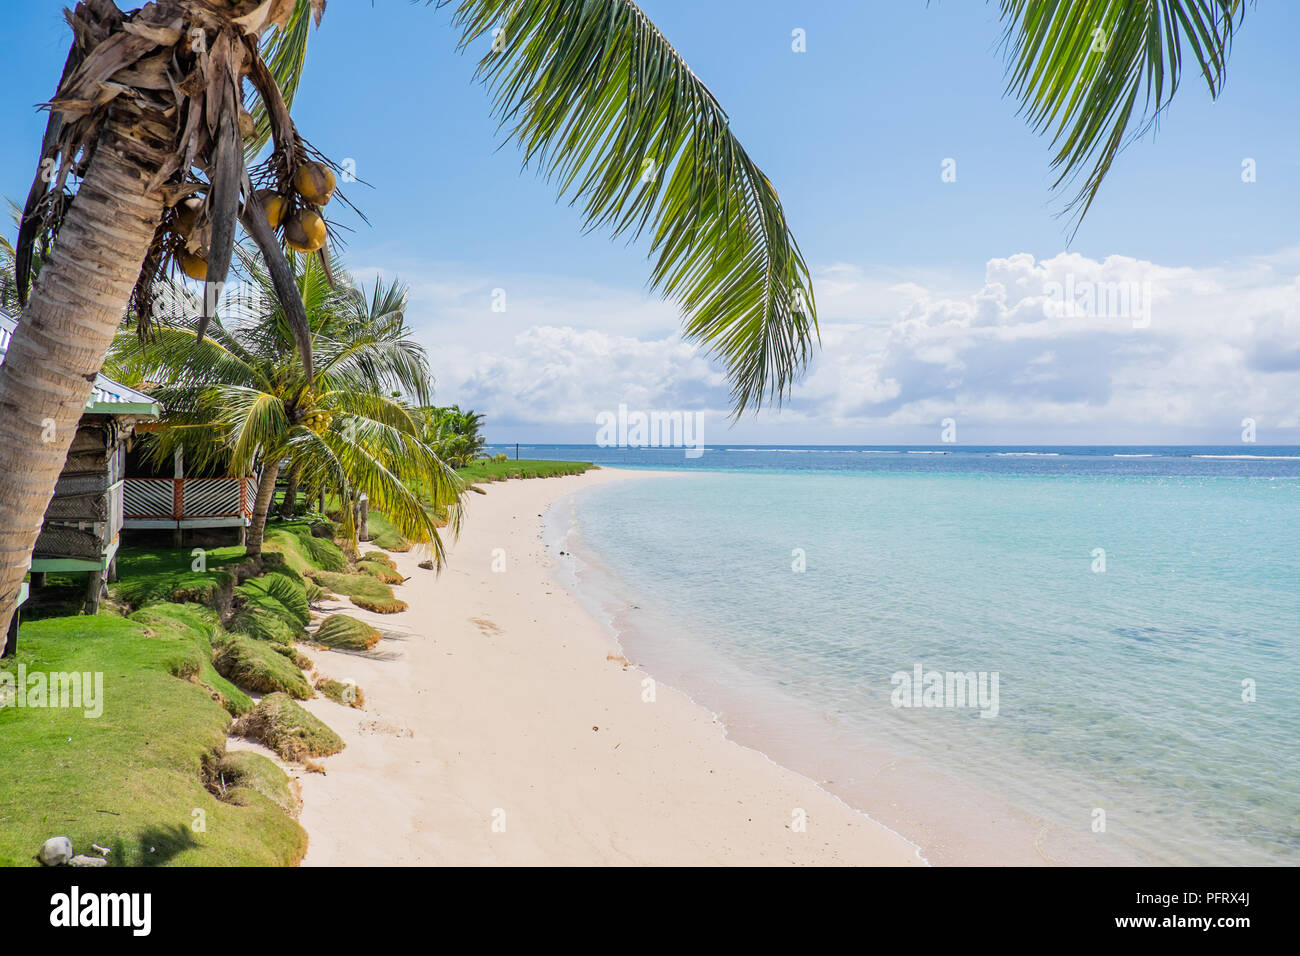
[0,307,161,630]
[120,443,258,544]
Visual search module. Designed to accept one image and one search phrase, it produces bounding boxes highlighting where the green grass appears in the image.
[365,511,410,552]
[356,559,404,584]
[307,571,407,614]
[128,604,251,716]
[110,544,247,609]
[210,751,300,816]
[211,633,313,700]
[264,524,347,574]
[0,616,307,866]
[3,510,386,865]
[456,459,595,483]
[0,523,365,867]
[313,613,381,650]
[315,677,365,709]
[231,693,344,762]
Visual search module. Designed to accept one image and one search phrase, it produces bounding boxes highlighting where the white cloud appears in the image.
[357,249,1300,443]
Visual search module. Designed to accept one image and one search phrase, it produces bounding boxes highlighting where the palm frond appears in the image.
[999,0,1248,229]
[213,385,291,473]
[437,0,817,414]
[246,0,316,158]
[294,421,458,566]
[314,329,432,404]
[107,321,267,389]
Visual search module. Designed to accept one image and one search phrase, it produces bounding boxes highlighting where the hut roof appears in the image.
[0,308,160,418]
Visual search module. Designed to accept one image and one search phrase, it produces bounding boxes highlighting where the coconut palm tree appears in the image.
[997,0,1248,230]
[423,405,488,468]
[0,0,820,646]
[107,250,462,563]
[279,271,416,518]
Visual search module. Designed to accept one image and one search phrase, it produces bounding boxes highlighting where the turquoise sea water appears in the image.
[527,447,1300,865]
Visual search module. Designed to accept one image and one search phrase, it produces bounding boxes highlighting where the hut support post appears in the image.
[172,448,184,547]
[85,570,105,615]
[2,610,16,658]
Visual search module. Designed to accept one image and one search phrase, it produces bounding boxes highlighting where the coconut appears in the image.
[254,189,288,229]
[293,161,336,206]
[181,252,208,281]
[298,408,331,435]
[173,196,204,237]
[237,109,256,141]
[284,209,327,253]
[307,410,333,435]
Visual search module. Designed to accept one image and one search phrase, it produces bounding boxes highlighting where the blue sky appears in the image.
[2,1,1298,444]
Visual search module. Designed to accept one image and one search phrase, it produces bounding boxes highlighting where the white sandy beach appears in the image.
[280,468,925,866]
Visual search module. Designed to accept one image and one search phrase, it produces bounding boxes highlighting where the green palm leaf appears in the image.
[246,0,316,158]
[437,0,817,414]
[999,0,1248,229]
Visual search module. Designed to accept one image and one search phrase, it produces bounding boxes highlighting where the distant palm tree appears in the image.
[108,251,461,563]
[0,0,817,645]
[423,405,488,468]
[997,0,1248,230]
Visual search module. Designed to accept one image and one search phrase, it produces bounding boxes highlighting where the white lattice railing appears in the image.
[123,477,255,520]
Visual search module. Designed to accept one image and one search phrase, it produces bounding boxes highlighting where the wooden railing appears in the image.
[106,478,125,540]
[123,477,254,520]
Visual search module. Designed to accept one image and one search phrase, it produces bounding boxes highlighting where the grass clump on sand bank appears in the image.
[232,693,344,762]
[456,459,594,483]
[0,616,306,866]
[315,676,365,709]
[212,633,312,699]
[313,613,381,650]
[307,571,407,614]
[208,751,301,816]
[356,558,404,584]
[264,524,347,574]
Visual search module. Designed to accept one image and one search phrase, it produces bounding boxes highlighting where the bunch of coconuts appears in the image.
[257,159,336,254]
[173,194,214,280]
[299,407,333,434]
[169,157,336,280]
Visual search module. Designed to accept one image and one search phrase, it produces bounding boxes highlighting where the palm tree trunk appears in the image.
[339,489,358,561]
[0,107,170,650]
[279,462,301,518]
[245,458,282,559]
